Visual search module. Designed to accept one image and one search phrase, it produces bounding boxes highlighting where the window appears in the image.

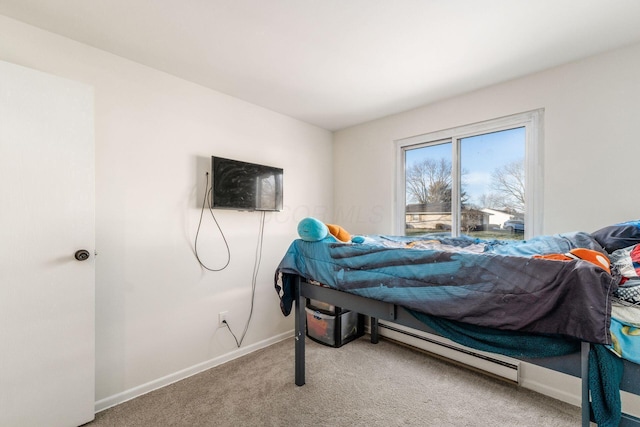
[396,110,543,240]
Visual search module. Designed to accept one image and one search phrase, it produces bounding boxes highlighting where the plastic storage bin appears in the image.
[305,306,364,347]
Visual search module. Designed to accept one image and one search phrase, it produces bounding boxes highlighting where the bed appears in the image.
[274,220,640,427]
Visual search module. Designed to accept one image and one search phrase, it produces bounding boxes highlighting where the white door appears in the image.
[0,60,95,426]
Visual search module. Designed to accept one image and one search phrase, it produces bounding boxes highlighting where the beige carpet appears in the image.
[87,336,581,426]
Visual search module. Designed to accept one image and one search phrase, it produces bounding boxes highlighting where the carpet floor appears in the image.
[87,336,581,426]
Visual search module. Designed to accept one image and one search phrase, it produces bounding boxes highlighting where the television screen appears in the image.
[211,156,283,211]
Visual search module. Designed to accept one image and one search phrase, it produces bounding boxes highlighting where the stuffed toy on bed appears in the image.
[297,217,356,243]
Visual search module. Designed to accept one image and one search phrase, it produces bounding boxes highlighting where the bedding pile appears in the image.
[596,221,640,364]
[276,231,616,344]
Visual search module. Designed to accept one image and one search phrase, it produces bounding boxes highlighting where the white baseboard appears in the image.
[378,322,520,383]
[94,330,293,413]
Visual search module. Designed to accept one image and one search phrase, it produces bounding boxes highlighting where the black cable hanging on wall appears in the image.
[224,210,265,348]
[193,171,266,348]
[193,172,231,271]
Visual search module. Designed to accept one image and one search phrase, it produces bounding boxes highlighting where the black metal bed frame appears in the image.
[292,276,640,427]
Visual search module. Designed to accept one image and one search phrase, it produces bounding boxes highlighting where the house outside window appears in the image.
[396,110,543,240]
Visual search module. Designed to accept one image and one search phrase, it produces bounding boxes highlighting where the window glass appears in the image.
[460,127,525,239]
[405,141,452,235]
[397,110,542,240]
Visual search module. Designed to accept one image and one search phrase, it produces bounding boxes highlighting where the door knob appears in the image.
[74,249,90,261]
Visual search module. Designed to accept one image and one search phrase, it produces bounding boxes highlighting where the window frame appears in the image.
[394,109,544,238]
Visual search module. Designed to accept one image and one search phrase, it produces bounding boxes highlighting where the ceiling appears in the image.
[1,1,640,131]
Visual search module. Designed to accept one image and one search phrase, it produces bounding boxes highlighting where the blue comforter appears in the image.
[275,232,617,344]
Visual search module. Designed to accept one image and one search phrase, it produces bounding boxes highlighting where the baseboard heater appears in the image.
[378,321,520,384]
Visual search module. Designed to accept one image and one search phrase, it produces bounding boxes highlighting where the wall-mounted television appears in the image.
[211,156,283,211]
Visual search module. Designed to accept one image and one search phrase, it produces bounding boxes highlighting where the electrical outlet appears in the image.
[218,311,229,326]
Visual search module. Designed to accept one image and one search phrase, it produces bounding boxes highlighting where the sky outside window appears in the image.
[460,127,525,208]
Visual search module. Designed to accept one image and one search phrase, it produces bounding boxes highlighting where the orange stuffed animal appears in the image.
[326,223,352,243]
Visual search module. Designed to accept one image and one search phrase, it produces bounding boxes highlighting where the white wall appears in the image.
[333,42,640,236]
[0,15,333,406]
[333,41,640,415]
